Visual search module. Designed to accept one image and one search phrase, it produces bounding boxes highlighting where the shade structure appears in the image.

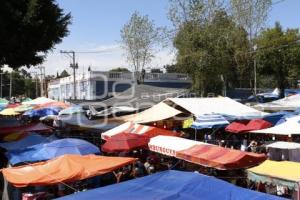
[165,97,266,120]
[0,98,8,104]
[2,154,137,187]
[59,105,84,115]
[0,133,56,151]
[254,94,300,112]
[251,115,300,135]
[0,123,53,136]
[177,144,267,170]
[101,122,179,140]
[22,97,56,105]
[6,138,100,165]
[148,136,209,157]
[57,170,284,200]
[23,107,61,118]
[248,160,300,190]
[262,111,292,125]
[6,103,21,108]
[121,102,182,124]
[225,119,272,134]
[191,114,229,129]
[13,104,33,112]
[149,136,266,170]
[0,108,20,116]
[266,141,300,149]
[34,101,70,109]
[102,132,150,153]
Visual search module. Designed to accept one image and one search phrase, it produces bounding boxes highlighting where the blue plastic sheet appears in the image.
[57,170,285,200]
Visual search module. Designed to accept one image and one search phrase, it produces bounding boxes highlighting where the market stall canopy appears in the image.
[266,141,300,162]
[191,114,229,129]
[0,98,9,104]
[101,122,179,140]
[22,97,56,105]
[267,141,300,149]
[0,133,57,151]
[34,101,70,109]
[0,123,53,135]
[102,132,149,153]
[13,104,33,112]
[6,138,100,165]
[148,136,209,157]
[262,111,292,125]
[251,115,300,135]
[59,105,85,116]
[0,108,20,116]
[1,154,137,187]
[23,107,61,118]
[149,136,266,170]
[225,119,272,134]
[121,102,182,124]
[165,97,266,120]
[177,144,267,170]
[57,170,283,200]
[248,160,300,190]
[253,94,300,112]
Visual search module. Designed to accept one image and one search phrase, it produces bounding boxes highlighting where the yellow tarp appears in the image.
[248,160,300,182]
[0,108,20,116]
[182,118,193,128]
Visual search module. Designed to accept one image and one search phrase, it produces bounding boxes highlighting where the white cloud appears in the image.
[43,43,176,75]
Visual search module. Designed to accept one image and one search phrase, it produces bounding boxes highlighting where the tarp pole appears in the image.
[194,129,197,141]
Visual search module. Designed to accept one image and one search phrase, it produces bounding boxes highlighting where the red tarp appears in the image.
[102,132,150,152]
[225,119,272,134]
[0,123,53,135]
[176,144,267,170]
[1,154,137,187]
[102,122,179,140]
[34,101,70,109]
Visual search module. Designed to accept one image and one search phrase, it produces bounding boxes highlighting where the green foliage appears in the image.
[109,68,130,72]
[121,11,162,75]
[150,68,163,73]
[0,0,71,69]
[163,64,180,73]
[174,10,250,95]
[59,70,70,78]
[255,22,300,97]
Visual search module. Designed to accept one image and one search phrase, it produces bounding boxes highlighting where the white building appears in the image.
[48,71,191,101]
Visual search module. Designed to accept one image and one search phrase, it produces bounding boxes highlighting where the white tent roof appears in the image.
[253,94,300,112]
[251,115,300,135]
[148,135,209,157]
[122,102,182,124]
[266,141,300,149]
[22,97,56,105]
[166,97,266,120]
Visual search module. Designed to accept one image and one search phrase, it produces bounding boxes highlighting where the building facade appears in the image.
[48,71,191,101]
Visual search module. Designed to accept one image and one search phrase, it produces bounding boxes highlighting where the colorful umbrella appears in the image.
[0,108,20,116]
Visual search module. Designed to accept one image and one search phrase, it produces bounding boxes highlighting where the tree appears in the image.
[120,11,162,81]
[164,64,180,73]
[150,68,163,73]
[59,70,70,78]
[109,67,130,72]
[255,22,300,98]
[0,0,71,69]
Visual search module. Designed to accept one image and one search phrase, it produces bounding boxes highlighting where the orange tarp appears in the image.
[34,101,70,109]
[2,154,137,187]
[176,145,267,170]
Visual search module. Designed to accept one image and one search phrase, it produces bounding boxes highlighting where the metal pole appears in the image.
[0,73,2,98]
[254,58,257,95]
[9,72,12,98]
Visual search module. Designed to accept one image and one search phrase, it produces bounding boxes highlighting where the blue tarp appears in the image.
[263,111,292,125]
[191,114,229,129]
[56,170,285,200]
[6,138,100,165]
[0,133,57,151]
[23,107,61,118]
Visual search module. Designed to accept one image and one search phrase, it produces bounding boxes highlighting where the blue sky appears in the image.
[42,0,300,75]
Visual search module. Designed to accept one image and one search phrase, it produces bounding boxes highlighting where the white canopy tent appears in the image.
[165,97,266,120]
[22,97,56,105]
[148,135,209,157]
[253,94,300,112]
[251,115,300,135]
[121,102,182,124]
[266,141,300,149]
[266,141,300,162]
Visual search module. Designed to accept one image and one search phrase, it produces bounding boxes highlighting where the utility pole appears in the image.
[253,45,258,95]
[37,66,45,96]
[60,50,78,100]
